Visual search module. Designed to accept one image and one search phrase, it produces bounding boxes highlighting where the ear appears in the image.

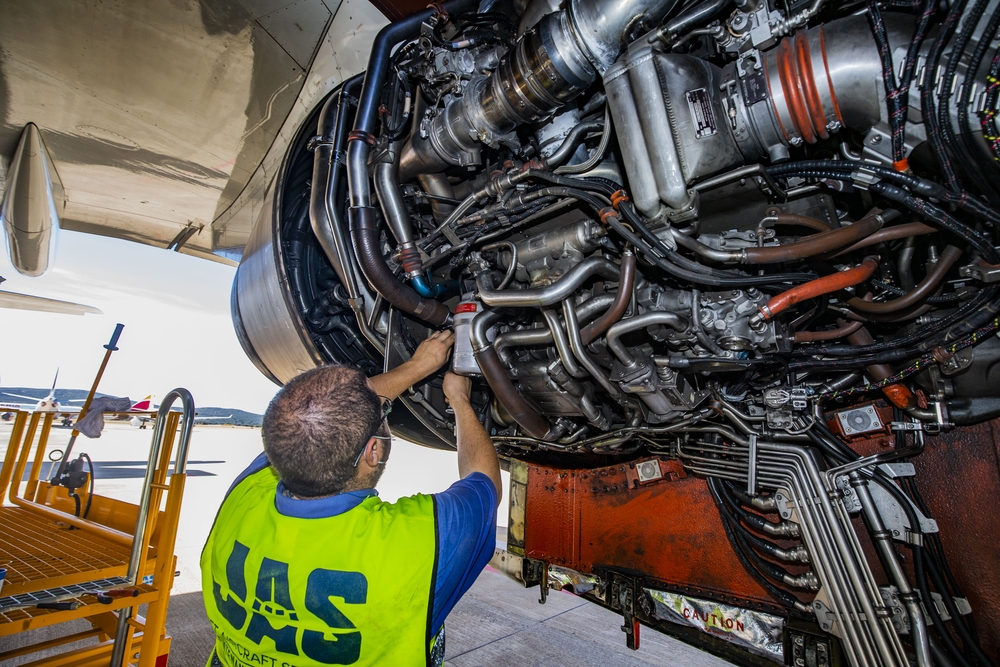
[360,436,380,468]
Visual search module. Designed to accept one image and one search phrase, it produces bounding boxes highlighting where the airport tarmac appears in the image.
[0,420,731,666]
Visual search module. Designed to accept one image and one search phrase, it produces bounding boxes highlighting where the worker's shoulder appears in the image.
[369,492,435,519]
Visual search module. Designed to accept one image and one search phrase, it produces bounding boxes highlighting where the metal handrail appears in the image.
[111,388,194,667]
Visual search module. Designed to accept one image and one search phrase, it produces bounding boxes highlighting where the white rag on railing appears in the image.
[76,397,133,438]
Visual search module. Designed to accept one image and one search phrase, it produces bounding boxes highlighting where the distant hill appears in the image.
[0,387,262,427]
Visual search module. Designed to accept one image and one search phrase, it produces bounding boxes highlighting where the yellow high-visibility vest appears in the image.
[202,464,437,666]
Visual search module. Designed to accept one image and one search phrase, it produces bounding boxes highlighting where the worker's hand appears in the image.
[410,329,455,376]
[443,372,472,406]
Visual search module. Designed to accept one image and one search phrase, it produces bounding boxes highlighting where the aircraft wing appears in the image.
[0,0,391,269]
[1,391,46,401]
[0,290,102,316]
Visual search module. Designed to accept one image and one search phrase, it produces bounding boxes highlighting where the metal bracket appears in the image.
[869,481,938,539]
[879,586,909,635]
[960,261,1000,283]
[812,596,839,636]
[747,434,758,497]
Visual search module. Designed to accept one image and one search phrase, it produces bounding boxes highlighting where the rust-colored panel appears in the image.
[912,421,1000,656]
[522,458,782,610]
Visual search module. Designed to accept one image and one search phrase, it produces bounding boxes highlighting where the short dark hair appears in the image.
[261,365,380,497]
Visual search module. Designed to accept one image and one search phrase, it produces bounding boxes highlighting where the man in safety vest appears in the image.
[201,329,502,667]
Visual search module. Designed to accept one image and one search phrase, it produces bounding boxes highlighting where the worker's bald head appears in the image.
[262,364,381,497]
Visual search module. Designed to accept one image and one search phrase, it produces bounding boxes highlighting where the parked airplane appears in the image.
[1,380,155,419]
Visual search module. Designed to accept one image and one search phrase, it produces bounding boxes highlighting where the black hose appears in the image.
[769,160,1000,227]
[916,544,975,667]
[921,0,966,191]
[353,0,476,139]
[938,0,1000,202]
[958,2,1000,192]
[350,207,452,325]
[924,551,997,667]
[544,121,604,168]
[707,478,804,609]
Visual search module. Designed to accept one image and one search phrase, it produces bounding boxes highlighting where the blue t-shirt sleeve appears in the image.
[430,472,498,634]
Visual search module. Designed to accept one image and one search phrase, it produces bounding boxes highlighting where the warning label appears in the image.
[686,88,717,139]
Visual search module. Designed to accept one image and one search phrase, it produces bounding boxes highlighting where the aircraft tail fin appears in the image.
[130,395,153,411]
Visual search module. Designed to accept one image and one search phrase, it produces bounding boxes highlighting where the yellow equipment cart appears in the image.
[0,389,194,667]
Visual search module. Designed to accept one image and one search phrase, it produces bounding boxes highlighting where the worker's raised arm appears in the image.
[443,372,502,504]
[369,329,455,400]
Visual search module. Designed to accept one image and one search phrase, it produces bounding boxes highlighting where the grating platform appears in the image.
[0,506,132,597]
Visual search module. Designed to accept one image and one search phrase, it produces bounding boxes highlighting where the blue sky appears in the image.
[0,231,279,413]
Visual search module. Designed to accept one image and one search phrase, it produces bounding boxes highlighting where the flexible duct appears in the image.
[471,309,553,439]
[477,256,621,307]
[346,0,473,327]
[755,257,879,322]
[671,212,882,264]
[847,246,962,315]
[350,207,451,325]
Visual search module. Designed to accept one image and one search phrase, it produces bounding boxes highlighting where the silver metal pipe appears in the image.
[495,327,552,364]
[563,299,621,398]
[374,156,414,246]
[112,388,195,666]
[606,311,689,366]
[671,228,739,263]
[682,437,910,666]
[471,308,503,353]
[850,473,933,667]
[568,0,680,72]
[543,309,589,378]
[417,173,456,222]
[493,294,614,363]
[308,86,382,353]
[347,139,370,209]
[763,446,906,666]
[478,256,620,307]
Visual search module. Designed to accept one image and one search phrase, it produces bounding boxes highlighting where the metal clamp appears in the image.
[851,166,880,190]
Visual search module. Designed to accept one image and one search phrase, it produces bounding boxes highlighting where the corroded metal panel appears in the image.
[520,457,785,611]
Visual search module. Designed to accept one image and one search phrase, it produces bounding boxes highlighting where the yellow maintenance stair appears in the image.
[0,389,194,666]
